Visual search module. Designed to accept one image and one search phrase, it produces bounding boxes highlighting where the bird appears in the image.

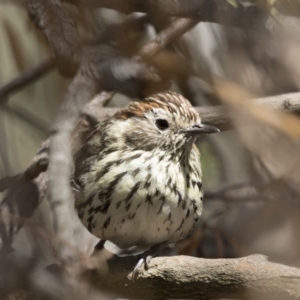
[73,91,219,261]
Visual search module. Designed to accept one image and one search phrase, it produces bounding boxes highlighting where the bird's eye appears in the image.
[156,119,169,131]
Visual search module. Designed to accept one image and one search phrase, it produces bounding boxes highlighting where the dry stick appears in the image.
[0,59,55,104]
[138,18,198,59]
[0,140,49,192]
[87,254,300,299]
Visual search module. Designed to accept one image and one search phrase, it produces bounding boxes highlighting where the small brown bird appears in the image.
[74,91,219,257]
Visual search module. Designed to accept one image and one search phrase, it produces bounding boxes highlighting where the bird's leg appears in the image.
[93,240,106,253]
[131,243,164,281]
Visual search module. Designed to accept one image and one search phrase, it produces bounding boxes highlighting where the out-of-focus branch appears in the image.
[66,0,300,39]
[0,140,49,192]
[66,0,269,32]
[47,67,100,260]
[204,182,259,203]
[25,0,81,77]
[0,59,55,104]
[138,18,198,59]
[0,173,48,254]
[0,141,49,253]
[86,254,300,299]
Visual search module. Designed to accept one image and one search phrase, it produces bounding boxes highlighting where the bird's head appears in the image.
[108,91,220,154]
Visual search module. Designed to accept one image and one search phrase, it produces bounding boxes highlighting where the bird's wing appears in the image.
[73,120,109,206]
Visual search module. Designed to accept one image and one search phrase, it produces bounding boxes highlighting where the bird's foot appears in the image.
[93,240,106,254]
[130,244,163,281]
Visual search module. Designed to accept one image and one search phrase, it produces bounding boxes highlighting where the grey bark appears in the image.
[86,253,300,299]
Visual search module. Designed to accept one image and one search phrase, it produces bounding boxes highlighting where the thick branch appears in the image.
[87,254,300,299]
[47,68,100,260]
[25,0,81,76]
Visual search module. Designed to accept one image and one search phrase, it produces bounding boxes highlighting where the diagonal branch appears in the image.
[0,59,55,104]
[26,0,82,77]
[138,18,198,59]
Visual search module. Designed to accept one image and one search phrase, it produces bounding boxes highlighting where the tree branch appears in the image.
[25,0,81,77]
[67,0,269,32]
[0,59,55,104]
[138,18,198,59]
[0,140,49,253]
[86,254,300,299]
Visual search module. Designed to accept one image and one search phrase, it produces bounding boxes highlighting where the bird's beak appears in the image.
[182,123,220,135]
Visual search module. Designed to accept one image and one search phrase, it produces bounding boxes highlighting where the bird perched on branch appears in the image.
[73,91,219,263]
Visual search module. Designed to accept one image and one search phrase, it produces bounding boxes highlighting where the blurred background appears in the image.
[1,0,300,293]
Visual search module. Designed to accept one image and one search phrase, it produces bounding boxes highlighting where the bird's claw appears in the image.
[131,254,153,282]
[130,244,164,281]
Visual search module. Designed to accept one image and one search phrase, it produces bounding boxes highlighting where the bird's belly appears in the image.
[82,177,202,249]
[106,195,200,250]
[79,151,203,250]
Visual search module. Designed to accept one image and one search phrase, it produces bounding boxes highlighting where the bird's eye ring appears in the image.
[156,119,169,130]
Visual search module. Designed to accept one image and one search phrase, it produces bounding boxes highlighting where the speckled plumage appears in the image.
[74,91,210,251]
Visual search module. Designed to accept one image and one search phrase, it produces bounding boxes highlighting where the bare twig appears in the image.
[1,104,49,134]
[0,59,55,103]
[0,140,49,192]
[138,18,198,59]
